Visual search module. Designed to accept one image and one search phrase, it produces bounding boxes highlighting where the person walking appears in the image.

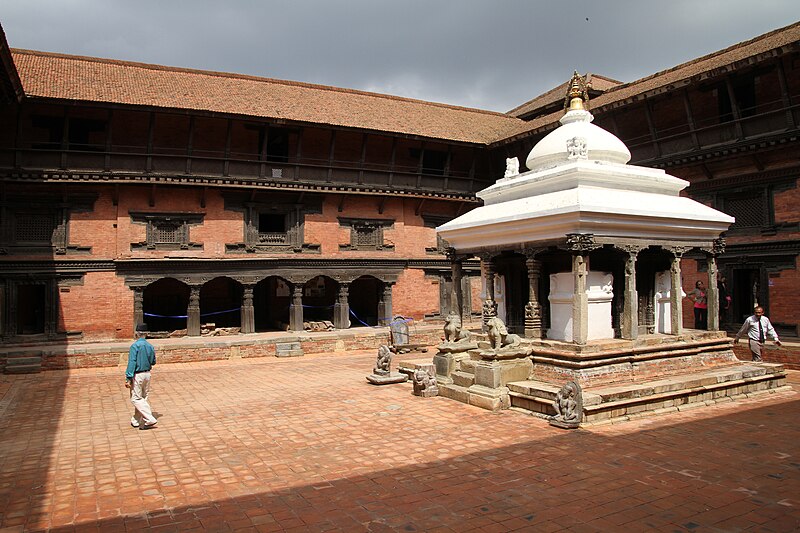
[125,323,158,429]
[689,280,708,330]
[734,306,782,362]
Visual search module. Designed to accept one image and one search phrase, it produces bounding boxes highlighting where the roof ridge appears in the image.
[600,19,800,98]
[10,48,514,119]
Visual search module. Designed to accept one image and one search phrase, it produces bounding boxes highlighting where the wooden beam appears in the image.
[358,133,367,185]
[293,127,303,181]
[701,164,714,181]
[415,198,426,216]
[775,58,797,129]
[338,194,345,213]
[388,137,397,187]
[724,76,745,140]
[416,141,425,189]
[146,111,155,173]
[752,154,764,172]
[200,186,206,208]
[60,107,69,170]
[378,196,387,215]
[104,109,113,172]
[185,115,195,175]
[223,119,232,177]
[643,99,661,158]
[682,89,700,150]
[327,130,336,183]
[259,124,268,178]
[149,184,156,207]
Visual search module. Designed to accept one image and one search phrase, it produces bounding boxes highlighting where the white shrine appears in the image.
[433,73,787,422]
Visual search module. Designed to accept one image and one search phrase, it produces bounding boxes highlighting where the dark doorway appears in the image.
[349,276,380,327]
[493,253,529,335]
[254,276,291,331]
[303,276,336,322]
[143,278,189,333]
[200,277,242,328]
[732,268,761,323]
[16,283,46,335]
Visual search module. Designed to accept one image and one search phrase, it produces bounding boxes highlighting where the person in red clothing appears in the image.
[688,280,708,330]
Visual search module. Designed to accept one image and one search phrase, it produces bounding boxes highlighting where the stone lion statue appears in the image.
[485,316,521,350]
[443,312,471,343]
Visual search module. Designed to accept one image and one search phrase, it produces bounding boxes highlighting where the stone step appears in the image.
[4,354,43,374]
[5,356,43,366]
[451,370,475,388]
[438,383,470,404]
[508,363,789,424]
[5,364,42,374]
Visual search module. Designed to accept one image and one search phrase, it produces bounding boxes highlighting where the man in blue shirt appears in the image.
[734,306,782,362]
[125,323,158,429]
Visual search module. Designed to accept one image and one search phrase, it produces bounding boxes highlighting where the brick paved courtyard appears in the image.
[0,350,799,532]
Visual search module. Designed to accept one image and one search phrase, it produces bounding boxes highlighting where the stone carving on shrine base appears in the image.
[438,312,478,353]
[412,364,439,397]
[549,381,583,429]
[366,344,408,385]
[504,157,520,178]
[477,316,529,359]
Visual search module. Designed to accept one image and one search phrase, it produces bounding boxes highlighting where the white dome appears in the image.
[525,108,631,172]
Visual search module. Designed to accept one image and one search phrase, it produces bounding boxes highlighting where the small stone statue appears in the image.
[504,157,520,178]
[366,344,408,385]
[412,365,439,397]
[550,381,583,429]
[373,344,392,375]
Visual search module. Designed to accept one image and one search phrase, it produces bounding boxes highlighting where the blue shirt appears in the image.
[126,337,156,380]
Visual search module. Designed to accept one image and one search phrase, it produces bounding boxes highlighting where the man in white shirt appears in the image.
[734,306,782,362]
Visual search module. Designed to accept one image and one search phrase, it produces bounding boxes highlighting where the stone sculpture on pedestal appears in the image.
[412,364,439,397]
[550,381,583,429]
[477,316,528,359]
[366,345,408,385]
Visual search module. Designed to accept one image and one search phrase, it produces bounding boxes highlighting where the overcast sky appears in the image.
[2,1,798,112]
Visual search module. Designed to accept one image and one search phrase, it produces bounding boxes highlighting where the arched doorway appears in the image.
[143,278,189,333]
[200,277,242,329]
[349,275,381,327]
[303,276,336,323]
[254,276,291,331]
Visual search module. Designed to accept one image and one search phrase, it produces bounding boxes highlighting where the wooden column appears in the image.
[524,251,543,339]
[669,249,684,336]
[621,248,639,340]
[334,283,350,329]
[133,287,144,331]
[706,255,719,332]
[378,283,394,326]
[289,285,304,332]
[187,285,201,336]
[572,253,589,345]
[241,285,255,334]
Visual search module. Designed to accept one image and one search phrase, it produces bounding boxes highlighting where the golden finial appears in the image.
[563,71,590,111]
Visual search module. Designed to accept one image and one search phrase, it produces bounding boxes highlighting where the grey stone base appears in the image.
[366,372,408,385]
[275,342,304,357]
[509,362,789,426]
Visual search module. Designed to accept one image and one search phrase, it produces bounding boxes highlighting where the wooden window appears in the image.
[339,218,394,251]
[130,212,204,250]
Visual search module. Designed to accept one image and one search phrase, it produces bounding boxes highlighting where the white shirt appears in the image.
[736,315,779,343]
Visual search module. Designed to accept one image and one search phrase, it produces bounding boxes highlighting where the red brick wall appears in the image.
[394,269,440,319]
[58,271,133,341]
[733,342,800,370]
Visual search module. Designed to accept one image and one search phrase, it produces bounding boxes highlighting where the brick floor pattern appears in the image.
[0,351,799,532]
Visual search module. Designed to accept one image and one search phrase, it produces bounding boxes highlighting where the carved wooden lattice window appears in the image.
[130,212,204,250]
[339,218,394,251]
[721,190,768,230]
[15,213,57,243]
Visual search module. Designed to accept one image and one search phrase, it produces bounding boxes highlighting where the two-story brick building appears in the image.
[0,20,797,364]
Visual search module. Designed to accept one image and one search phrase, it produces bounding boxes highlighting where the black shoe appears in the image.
[140,420,158,430]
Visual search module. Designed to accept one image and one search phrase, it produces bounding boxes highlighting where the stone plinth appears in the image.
[366,372,408,385]
[433,350,472,384]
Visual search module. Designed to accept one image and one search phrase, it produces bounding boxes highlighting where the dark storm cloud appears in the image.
[2,1,798,111]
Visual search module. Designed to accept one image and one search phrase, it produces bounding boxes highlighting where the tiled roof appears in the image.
[11,49,525,145]
[497,20,800,144]
[507,73,622,119]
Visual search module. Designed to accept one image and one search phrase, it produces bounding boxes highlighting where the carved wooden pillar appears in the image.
[187,285,201,336]
[669,249,684,336]
[289,285,304,332]
[621,247,639,340]
[451,257,464,318]
[480,254,497,329]
[524,251,543,339]
[133,286,144,331]
[334,283,350,329]
[377,282,394,326]
[241,284,255,334]
[706,239,725,332]
[572,253,589,345]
